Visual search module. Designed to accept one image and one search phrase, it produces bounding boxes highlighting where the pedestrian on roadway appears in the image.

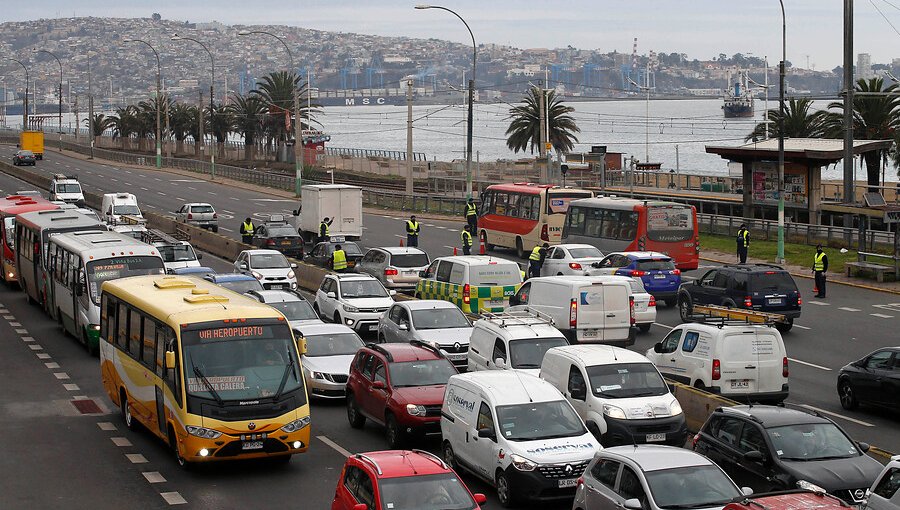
[318,217,333,243]
[331,244,348,273]
[813,244,828,298]
[736,223,750,264]
[240,217,255,244]
[464,197,478,232]
[528,242,550,279]
[461,224,473,255]
[405,215,420,247]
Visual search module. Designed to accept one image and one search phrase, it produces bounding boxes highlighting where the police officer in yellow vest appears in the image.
[405,215,420,247]
[736,224,750,264]
[813,244,828,298]
[528,243,549,279]
[240,217,255,244]
[331,244,348,273]
[464,197,478,231]
[461,224,473,255]
[319,217,333,243]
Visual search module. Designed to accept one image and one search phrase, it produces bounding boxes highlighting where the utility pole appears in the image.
[294,84,303,196]
[198,90,204,160]
[88,59,94,159]
[645,60,650,162]
[165,99,171,159]
[73,96,78,142]
[538,80,547,183]
[843,0,855,241]
[406,78,414,195]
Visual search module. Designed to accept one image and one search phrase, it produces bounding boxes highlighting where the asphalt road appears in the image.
[1,148,898,509]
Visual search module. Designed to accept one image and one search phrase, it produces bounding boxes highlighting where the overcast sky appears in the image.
[4,1,897,69]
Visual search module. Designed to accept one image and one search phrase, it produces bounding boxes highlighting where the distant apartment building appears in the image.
[857,53,873,80]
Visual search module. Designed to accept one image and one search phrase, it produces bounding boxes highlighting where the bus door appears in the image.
[154,331,168,436]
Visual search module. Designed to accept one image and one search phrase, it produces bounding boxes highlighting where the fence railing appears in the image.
[699,213,897,250]
[325,146,427,162]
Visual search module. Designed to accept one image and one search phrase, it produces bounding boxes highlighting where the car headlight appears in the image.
[406,404,427,416]
[90,324,101,331]
[308,370,324,380]
[343,304,359,313]
[603,404,627,420]
[281,416,311,433]
[287,270,295,279]
[510,454,537,471]
[185,425,222,439]
[251,271,263,280]
[669,399,683,416]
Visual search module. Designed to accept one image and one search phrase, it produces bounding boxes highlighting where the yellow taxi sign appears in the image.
[545,142,552,150]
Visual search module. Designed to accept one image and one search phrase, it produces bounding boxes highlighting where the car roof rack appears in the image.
[53,173,79,180]
[353,453,382,475]
[717,406,764,424]
[411,449,448,469]
[141,228,190,245]
[365,343,393,362]
[409,340,445,358]
[689,305,784,327]
[734,489,848,509]
[109,214,147,226]
[774,401,823,418]
[479,310,555,328]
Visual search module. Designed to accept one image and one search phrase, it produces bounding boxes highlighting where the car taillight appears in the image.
[540,223,549,241]
[187,213,193,219]
[797,293,802,306]
[692,433,700,448]
[648,295,656,307]
[672,269,681,276]
[630,270,646,277]
[743,295,753,308]
[463,284,470,305]
[569,262,582,270]
[384,268,399,276]
[569,298,577,328]
[712,359,721,380]
[629,296,635,325]
[783,356,789,378]
[266,239,275,246]
[576,476,584,487]
[212,213,218,219]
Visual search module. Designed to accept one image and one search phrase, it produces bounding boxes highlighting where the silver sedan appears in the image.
[355,247,430,290]
[540,244,605,276]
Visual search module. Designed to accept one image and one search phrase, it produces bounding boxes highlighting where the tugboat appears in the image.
[722,72,754,118]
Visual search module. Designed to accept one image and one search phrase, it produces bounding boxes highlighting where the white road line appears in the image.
[870,313,894,318]
[28,344,42,351]
[157,192,166,196]
[2,315,14,320]
[111,437,133,447]
[141,187,149,191]
[222,210,235,214]
[187,186,197,191]
[22,337,34,342]
[143,472,166,484]
[788,358,831,371]
[125,453,148,464]
[72,395,88,400]
[838,307,861,312]
[175,197,185,201]
[15,328,27,334]
[160,492,187,505]
[53,372,70,380]
[798,404,875,427]
[36,353,51,360]
[317,435,352,458]
[808,301,830,306]
[653,322,675,329]
[219,227,235,233]
[9,321,21,327]
[63,383,80,391]
[208,191,217,195]
[97,422,117,431]
[44,362,60,369]
[793,324,811,330]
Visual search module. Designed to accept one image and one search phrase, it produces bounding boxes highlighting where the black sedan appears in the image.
[13,150,36,166]
[305,241,364,270]
[837,346,900,411]
[251,223,304,258]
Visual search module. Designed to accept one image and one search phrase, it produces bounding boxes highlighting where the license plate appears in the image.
[646,433,666,442]
[366,324,377,331]
[447,353,467,361]
[270,284,283,290]
[582,329,599,338]
[653,274,666,279]
[731,379,750,389]
[281,241,291,245]
[767,298,783,305]
[486,300,503,308]
[404,271,418,276]
[242,441,264,450]
[558,478,579,488]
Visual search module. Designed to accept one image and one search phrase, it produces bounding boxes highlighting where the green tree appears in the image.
[250,71,319,161]
[746,98,828,142]
[229,93,266,161]
[505,86,580,154]
[205,102,234,159]
[84,113,114,138]
[109,105,139,150]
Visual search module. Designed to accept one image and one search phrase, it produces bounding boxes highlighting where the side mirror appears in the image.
[473,494,487,505]
[477,428,496,440]
[494,358,506,369]
[197,253,203,260]
[372,381,386,390]
[509,295,520,306]
[326,291,336,299]
[570,388,587,401]
[389,290,397,296]
[418,270,427,278]
[291,262,297,268]
[398,323,408,331]
[857,442,870,453]
[653,342,664,354]
[353,505,368,510]
[743,450,764,462]
[296,336,307,356]
[624,499,643,510]
[164,350,176,369]
[238,262,248,270]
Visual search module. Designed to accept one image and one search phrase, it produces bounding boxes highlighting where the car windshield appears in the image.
[304,332,363,357]
[508,337,568,369]
[56,183,82,194]
[219,279,264,294]
[113,205,140,215]
[389,359,457,387]
[157,244,197,262]
[411,307,470,330]
[270,300,318,321]
[250,253,289,269]
[87,257,166,305]
[645,464,741,509]
[750,272,797,293]
[496,400,586,440]
[181,322,304,401]
[391,253,430,267]
[636,259,675,271]
[340,280,388,298]
[569,247,603,259]
[586,363,669,398]
[266,226,297,237]
[3,217,14,250]
[379,473,477,510]
[191,205,214,213]
[767,423,860,461]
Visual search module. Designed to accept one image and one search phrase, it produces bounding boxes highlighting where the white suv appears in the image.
[314,273,395,333]
[49,174,85,205]
[234,249,297,290]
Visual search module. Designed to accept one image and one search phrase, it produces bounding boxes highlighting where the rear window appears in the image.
[647,205,694,242]
[191,205,215,213]
[471,263,522,286]
[391,253,430,268]
[629,279,647,293]
[267,226,297,237]
[722,333,779,359]
[636,259,675,271]
[749,272,797,293]
[568,247,603,259]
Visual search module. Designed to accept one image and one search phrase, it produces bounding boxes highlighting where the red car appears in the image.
[331,450,487,510]
[723,488,849,510]
[346,341,458,448]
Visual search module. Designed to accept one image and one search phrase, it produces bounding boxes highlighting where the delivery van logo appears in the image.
[580,291,602,305]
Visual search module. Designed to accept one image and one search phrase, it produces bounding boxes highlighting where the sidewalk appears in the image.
[701,248,900,296]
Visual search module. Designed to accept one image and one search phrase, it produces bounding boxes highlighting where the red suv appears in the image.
[331,450,487,510]
[346,341,458,448]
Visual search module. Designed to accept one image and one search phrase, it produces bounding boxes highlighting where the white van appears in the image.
[101,193,142,224]
[645,322,789,403]
[441,371,601,507]
[540,345,688,447]
[416,255,523,314]
[49,174,85,205]
[467,311,569,376]
[509,275,635,346]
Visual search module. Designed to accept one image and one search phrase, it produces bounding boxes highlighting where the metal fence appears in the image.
[699,213,897,250]
[325,147,427,162]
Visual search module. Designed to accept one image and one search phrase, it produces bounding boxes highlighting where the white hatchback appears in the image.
[234,249,297,290]
[539,243,605,276]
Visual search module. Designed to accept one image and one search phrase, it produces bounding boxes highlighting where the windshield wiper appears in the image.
[273,358,295,402]
[514,363,540,368]
[192,365,224,405]
[664,502,733,509]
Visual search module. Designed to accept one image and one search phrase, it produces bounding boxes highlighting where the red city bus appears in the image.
[0,195,58,284]
[478,183,593,258]
[562,196,700,270]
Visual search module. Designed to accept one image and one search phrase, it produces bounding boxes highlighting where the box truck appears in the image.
[295,184,363,242]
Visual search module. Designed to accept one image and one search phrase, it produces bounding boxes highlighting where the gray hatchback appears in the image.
[356,247,430,290]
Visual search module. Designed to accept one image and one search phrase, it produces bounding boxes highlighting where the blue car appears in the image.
[589,251,681,306]
[203,272,265,294]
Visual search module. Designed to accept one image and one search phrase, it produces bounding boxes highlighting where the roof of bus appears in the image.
[48,231,160,259]
[485,183,592,195]
[101,275,285,327]
[570,197,692,209]
[15,209,105,229]
[0,196,58,217]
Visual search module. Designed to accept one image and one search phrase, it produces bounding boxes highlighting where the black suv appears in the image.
[692,406,882,504]
[677,264,801,332]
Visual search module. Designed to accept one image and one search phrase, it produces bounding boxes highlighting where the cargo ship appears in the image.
[722,72,754,118]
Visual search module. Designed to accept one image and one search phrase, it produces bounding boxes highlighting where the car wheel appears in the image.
[678,295,693,322]
[346,394,365,428]
[638,323,651,333]
[333,312,342,325]
[496,470,516,508]
[442,441,458,471]
[385,413,403,449]
[515,237,525,259]
[775,320,793,333]
[694,380,706,390]
[839,380,859,410]
[212,226,219,233]
[120,390,137,431]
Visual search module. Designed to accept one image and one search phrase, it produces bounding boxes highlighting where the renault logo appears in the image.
[565,464,574,475]
[853,489,865,501]
[454,342,461,351]
[248,422,256,430]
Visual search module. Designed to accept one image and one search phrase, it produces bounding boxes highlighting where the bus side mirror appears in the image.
[165,350,176,369]
[296,337,308,356]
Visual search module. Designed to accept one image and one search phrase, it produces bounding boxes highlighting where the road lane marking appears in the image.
[63,383,80,391]
[798,404,874,427]
[36,353,51,359]
[143,472,166,484]
[318,435,352,457]
[788,358,831,371]
[45,362,60,369]
[97,422,117,431]
[125,453,148,464]
[874,303,900,312]
[111,437,133,447]
[653,322,675,329]
[9,321,21,326]
[53,372,70,380]
[28,344,43,350]
[141,187,149,191]
[157,192,166,196]
[160,492,187,505]
[838,307,861,312]
[220,227,234,233]
[175,197,185,201]
[22,337,34,342]
[808,301,830,306]
[871,313,894,318]
[793,324,811,330]
[15,328,27,334]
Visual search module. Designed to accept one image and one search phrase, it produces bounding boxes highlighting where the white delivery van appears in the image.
[509,275,635,346]
[101,193,142,224]
[49,174,85,205]
[441,371,601,507]
[540,345,688,447]
[467,311,569,376]
[645,322,789,403]
[297,184,363,242]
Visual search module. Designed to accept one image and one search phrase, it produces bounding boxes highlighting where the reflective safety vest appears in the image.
[320,222,329,237]
[461,230,473,246]
[814,252,826,271]
[333,250,347,270]
[465,203,477,217]
[242,221,254,235]
[406,220,420,235]
[529,246,543,261]
[739,229,749,247]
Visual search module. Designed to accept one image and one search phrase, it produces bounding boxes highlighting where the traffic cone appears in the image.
[453,247,458,256]
[813,284,818,295]
[479,236,486,255]
[399,238,404,247]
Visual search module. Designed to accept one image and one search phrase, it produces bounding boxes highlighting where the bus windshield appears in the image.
[547,191,593,214]
[647,206,694,242]
[181,322,303,401]
[87,257,166,305]
[113,204,141,216]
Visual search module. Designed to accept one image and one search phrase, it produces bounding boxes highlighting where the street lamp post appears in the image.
[124,38,163,168]
[237,30,304,197]
[8,58,29,129]
[172,34,216,179]
[416,4,476,199]
[776,0,786,264]
[35,49,62,149]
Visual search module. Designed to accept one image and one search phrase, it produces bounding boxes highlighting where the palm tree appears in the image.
[505,86,580,154]
[205,102,234,159]
[250,71,320,161]
[109,105,139,150]
[168,102,196,155]
[822,77,900,189]
[746,98,828,142]
[84,113,114,138]
[229,93,266,161]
